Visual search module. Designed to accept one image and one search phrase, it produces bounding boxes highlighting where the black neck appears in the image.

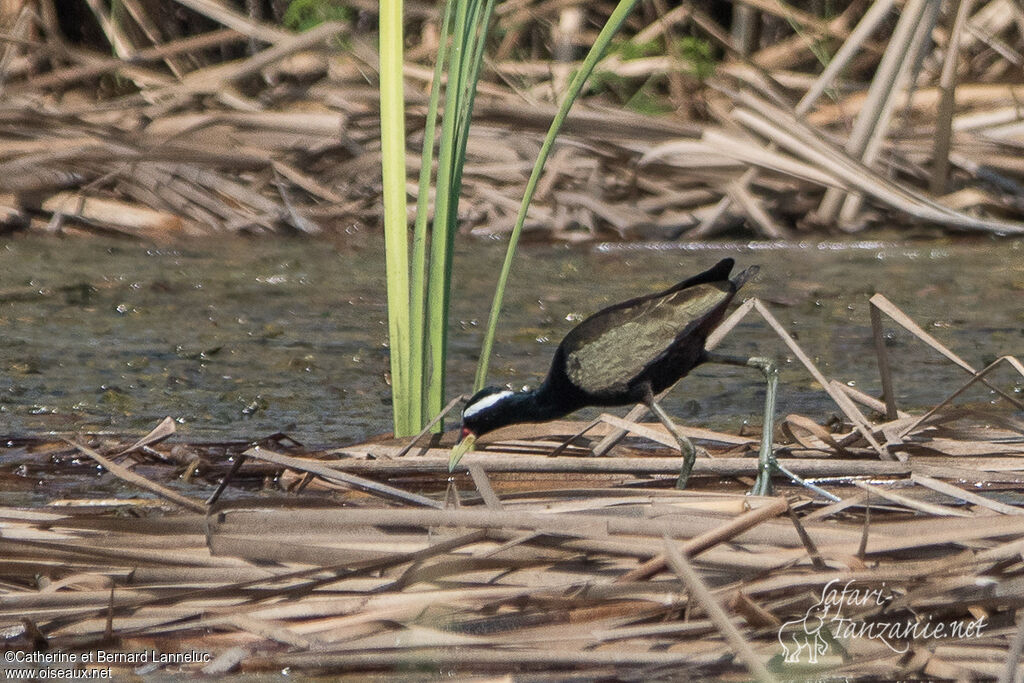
[526,380,583,421]
[485,384,577,432]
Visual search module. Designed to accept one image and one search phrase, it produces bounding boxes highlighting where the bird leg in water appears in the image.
[704,353,778,496]
[642,390,697,489]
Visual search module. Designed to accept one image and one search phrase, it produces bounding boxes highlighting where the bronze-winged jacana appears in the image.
[449,257,782,495]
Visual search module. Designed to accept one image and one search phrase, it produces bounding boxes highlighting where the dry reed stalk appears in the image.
[663,540,776,682]
[320,452,913,477]
[0,0,1019,239]
[67,440,206,513]
[242,446,443,508]
[616,496,790,581]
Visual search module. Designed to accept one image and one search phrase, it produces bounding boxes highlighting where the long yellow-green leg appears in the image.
[746,357,778,496]
[704,353,778,496]
[644,394,696,489]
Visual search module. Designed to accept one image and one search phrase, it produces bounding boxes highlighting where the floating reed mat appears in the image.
[2,304,1024,677]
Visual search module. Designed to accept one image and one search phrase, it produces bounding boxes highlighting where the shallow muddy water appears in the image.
[0,235,1021,446]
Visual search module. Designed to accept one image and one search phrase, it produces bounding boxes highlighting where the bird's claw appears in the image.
[751,455,776,496]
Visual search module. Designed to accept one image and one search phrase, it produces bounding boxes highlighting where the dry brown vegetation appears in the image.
[2,294,1023,679]
[0,0,1021,240]
[2,0,1024,679]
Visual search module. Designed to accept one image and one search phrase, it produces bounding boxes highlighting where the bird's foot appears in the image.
[674,436,698,490]
[751,454,775,496]
[642,396,700,490]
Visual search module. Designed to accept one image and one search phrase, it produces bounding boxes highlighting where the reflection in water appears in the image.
[0,236,1020,445]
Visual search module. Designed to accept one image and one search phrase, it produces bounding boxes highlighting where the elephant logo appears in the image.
[778,589,835,664]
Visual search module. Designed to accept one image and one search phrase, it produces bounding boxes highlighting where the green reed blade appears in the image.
[379,0,413,435]
[410,0,456,428]
[453,0,496,188]
[424,0,474,429]
[473,0,642,391]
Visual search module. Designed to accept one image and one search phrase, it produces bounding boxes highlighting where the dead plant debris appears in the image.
[1,296,1022,678]
[0,0,1022,240]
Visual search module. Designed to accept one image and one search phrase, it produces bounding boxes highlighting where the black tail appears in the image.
[659,257,733,295]
[657,258,757,298]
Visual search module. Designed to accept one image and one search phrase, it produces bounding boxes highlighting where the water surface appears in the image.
[0,235,1020,446]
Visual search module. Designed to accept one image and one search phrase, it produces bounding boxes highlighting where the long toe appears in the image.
[675,437,697,489]
[751,457,775,496]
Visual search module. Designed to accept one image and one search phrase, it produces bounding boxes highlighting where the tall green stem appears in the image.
[453,0,496,201]
[473,0,642,391]
[379,0,412,435]
[424,0,476,427]
[410,0,456,428]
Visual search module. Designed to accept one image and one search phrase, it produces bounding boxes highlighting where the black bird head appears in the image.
[460,386,519,437]
[449,386,522,470]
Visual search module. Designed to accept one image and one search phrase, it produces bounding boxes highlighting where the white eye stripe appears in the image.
[463,391,514,419]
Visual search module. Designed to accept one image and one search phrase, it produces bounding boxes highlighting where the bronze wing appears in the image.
[560,281,732,395]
